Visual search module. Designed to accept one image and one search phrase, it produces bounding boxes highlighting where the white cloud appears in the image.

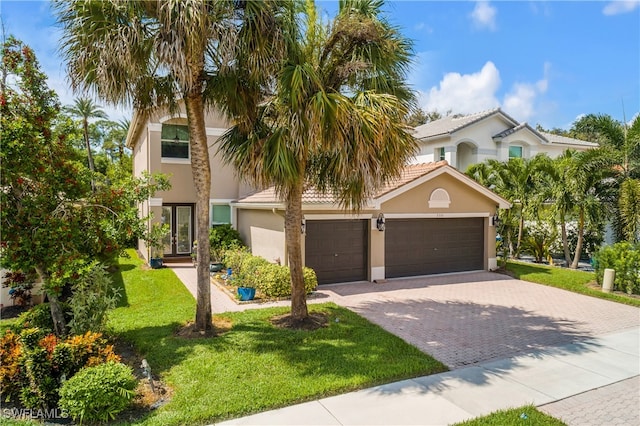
[470,1,497,31]
[413,22,434,33]
[419,61,501,114]
[603,1,640,15]
[502,63,550,122]
[419,61,552,122]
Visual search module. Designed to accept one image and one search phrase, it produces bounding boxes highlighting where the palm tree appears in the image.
[64,97,107,192]
[56,0,288,332]
[571,113,640,242]
[214,0,417,323]
[546,150,578,266]
[101,118,130,164]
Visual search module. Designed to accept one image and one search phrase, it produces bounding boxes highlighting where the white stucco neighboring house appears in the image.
[412,108,598,171]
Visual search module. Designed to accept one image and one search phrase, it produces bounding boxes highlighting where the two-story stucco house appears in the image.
[127,106,600,285]
[412,108,597,171]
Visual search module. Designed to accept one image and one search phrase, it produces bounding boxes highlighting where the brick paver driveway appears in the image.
[318,272,640,369]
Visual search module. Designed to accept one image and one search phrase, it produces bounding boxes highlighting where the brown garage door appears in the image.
[305,220,368,285]
[385,218,484,278]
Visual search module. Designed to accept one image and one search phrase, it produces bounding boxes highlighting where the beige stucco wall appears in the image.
[237,208,286,264]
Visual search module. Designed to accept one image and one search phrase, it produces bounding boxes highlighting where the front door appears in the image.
[161,204,194,257]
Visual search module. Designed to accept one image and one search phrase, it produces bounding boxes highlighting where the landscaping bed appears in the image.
[109,250,447,425]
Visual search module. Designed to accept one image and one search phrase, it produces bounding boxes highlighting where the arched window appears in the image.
[429,188,451,208]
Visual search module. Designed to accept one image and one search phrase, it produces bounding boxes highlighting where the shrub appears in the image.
[15,303,73,334]
[68,262,121,335]
[237,255,270,288]
[222,248,252,276]
[253,263,318,298]
[209,224,245,261]
[594,242,640,294]
[0,330,23,400]
[59,362,137,423]
[0,329,120,408]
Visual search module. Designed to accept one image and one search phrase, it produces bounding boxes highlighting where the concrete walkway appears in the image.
[168,263,640,425]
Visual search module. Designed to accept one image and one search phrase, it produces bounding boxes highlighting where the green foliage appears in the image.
[68,262,121,335]
[58,361,136,423]
[0,328,120,408]
[222,248,252,274]
[522,220,559,263]
[237,255,270,288]
[15,303,71,333]
[209,224,245,261]
[453,405,566,426]
[146,223,170,259]
[594,242,640,295]
[108,251,446,425]
[506,260,640,307]
[250,263,318,298]
[1,36,170,334]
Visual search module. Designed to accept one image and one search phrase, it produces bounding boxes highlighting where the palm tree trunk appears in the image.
[185,94,212,332]
[285,180,308,322]
[560,212,571,266]
[83,120,96,192]
[516,207,525,257]
[570,209,585,269]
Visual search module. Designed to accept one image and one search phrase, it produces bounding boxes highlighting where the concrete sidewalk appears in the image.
[215,327,639,425]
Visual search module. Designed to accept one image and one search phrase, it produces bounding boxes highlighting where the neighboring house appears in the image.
[412,108,598,171]
[127,108,510,284]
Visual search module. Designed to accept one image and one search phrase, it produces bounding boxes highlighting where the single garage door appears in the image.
[385,218,484,278]
[305,220,368,285]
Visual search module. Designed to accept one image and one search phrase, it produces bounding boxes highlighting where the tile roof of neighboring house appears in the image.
[412,108,517,139]
[236,161,449,205]
[539,131,599,147]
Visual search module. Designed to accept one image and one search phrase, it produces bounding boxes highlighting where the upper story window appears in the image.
[161,124,189,160]
[509,145,523,159]
[437,147,446,161]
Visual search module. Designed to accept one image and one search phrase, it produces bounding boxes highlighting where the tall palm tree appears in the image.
[546,150,578,266]
[214,0,417,322]
[64,97,107,192]
[571,113,640,242]
[56,0,288,332]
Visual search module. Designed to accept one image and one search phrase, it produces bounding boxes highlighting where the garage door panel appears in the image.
[305,220,368,285]
[385,218,483,278]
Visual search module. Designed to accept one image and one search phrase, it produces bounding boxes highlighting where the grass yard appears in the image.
[453,405,566,426]
[109,250,447,425]
[506,260,640,308]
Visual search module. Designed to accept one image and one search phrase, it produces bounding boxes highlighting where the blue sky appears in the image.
[1,1,639,129]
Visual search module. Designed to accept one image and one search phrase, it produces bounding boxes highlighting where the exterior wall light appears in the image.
[376,213,385,232]
[491,213,500,227]
[301,219,306,234]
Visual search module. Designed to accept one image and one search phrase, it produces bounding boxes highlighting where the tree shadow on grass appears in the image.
[111,262,135,308]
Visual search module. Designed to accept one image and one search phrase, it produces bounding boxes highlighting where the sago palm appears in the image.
[56,0,288,332]
[214,0,417,322]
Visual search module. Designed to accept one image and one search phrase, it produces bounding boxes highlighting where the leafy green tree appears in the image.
[64,97,108,192]
[56,0,289,332]
[215,0,417,322]
[1,37,169,335]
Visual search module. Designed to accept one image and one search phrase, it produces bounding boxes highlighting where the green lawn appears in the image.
[506,260,640,308]
[453,406,566,426]
[109,250,447,425]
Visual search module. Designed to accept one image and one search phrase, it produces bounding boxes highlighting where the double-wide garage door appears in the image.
[305,220,368,285]
[385,218,484,278]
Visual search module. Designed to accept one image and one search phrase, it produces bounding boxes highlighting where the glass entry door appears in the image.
[160,204,194,256]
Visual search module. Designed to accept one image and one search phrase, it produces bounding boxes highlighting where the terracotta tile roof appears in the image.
[236,161,450,205]
[412,108,506,139]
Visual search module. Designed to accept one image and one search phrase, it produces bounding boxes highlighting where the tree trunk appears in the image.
[285,181,308,322]
[83,119,96,193]
[516,207,525,257]
[560,216,571,266]
[185,94,212,332]
[35,267,67,336]
[570,209,585,269]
